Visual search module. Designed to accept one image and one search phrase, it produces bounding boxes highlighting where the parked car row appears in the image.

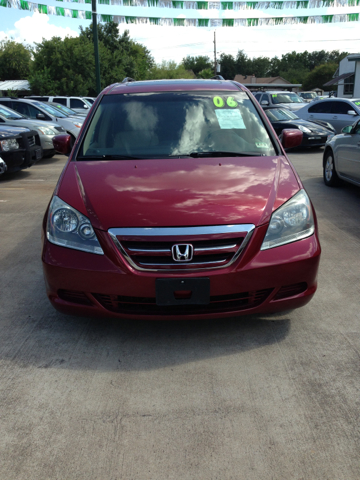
[0,96,95,176]
[25,96,95,114]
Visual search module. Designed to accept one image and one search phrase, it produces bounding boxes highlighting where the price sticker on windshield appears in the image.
[272,94,277,97]
[354,101,360,106]
[215,110,246,129]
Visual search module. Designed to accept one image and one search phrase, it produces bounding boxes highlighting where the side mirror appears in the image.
[341,125,353,134]
[347,110,357,116]
[281,129,303,149]
[84,105,89,109]
[36,113,46,120]
[52,134,72,156]
[261,100,269,106]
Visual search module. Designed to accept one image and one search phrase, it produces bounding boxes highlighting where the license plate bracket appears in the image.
[156,278,210,306]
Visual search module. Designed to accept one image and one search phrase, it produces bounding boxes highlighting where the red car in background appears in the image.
[42,78,320,320]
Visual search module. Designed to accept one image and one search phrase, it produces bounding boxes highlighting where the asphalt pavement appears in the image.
[0,149,359,479]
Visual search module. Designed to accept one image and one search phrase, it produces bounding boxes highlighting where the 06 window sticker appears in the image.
[213,96,238,108]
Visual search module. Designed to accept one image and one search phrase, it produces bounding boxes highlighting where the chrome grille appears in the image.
[108,225,254,272]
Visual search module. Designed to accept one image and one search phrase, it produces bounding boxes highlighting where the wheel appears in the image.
[323,150,340,187]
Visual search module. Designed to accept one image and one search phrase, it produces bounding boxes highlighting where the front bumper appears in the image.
[42,224,321,320]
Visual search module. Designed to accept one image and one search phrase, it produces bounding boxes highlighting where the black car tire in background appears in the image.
[323,149,340,187]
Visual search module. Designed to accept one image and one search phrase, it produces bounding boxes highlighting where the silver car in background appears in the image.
[0,98,84,143]
[296,98,360,134]
[323,118,360,187]
[0,103,64,158]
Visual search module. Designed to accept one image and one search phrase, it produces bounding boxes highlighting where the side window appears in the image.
[70,99,86,109]
[11,102,31,117]
[308,101,332,114]
[54,97,66,105]
[261,94,270,104]
[331,101,354,115]
[254,93,262,101]
[353,121,360,135]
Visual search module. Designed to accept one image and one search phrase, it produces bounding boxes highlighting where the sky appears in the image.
[1,3,360,66]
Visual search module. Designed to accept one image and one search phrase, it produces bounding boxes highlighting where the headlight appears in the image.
[37,126,56,135]
[0,138,20,151]
[261,189,315,250]
[46,196,104,255]
[298,125,312,134]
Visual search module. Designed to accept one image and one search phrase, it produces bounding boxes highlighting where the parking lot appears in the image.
[0,149,359,479]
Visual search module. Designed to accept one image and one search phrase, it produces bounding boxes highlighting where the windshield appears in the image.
[351,100,360,109]
[79,91,276,159]
[271,93,304,104]
[301,93,317,100]
[85,98,94,105]
[0,105,26,119]
[265,108,299,121]
[50,103,77,115]
[32,101,67,118]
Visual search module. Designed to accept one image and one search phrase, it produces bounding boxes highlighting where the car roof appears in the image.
[107,79,242,95]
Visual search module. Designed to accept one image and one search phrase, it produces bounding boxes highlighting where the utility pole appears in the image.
[92,0,101,95]
[213,30,217,76]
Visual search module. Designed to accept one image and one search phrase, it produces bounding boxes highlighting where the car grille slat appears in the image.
[108,225,255,272]
[93,288,273,315]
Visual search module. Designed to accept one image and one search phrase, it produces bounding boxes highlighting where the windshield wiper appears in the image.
[185,151,262,158]
[77,154,144,160]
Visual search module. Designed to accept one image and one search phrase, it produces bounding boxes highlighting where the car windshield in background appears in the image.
[302,93,317,100]
[351,99,360,109]
[0,105,25,120]
[79,91,276,159]
[49,103,78,116]
[271,93,304,104]
[33,101,67,118]
[265,108,299,122]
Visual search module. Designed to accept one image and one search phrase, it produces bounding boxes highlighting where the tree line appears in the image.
[0,23,348,96]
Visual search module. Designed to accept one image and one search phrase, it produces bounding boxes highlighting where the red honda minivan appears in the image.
[42,78,320,319]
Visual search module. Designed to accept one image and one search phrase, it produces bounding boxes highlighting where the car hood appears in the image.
[0,125,30,135]
[4,118,60,130]
[57,156,301,230]
[274,119,331,133]
[278,103,308,111]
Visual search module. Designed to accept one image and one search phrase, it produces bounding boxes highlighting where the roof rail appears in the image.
[122,77,136,83]
[211,75,225,81]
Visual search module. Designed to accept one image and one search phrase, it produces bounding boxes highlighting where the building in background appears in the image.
[324,54,360,98]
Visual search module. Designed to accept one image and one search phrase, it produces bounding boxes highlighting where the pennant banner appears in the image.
[1,0,360,23]
[54,0,360,8]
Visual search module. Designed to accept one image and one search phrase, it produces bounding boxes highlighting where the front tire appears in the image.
[323,150,340,187]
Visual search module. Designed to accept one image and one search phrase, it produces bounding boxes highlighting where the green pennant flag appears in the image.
[247,17,258,25]
[246,2,257,8]
[125,15,137,22]
[198,18,209,25]
[72,9,78,17]
[38,4,48,13]
[56,6,65,15]
[149,17,160,24]
[322,14,333,22]
[174,18,185,25]
[85,10,91,18]
[147,0,159,5]
[20,0,30,9]
[99,0,110,4]
[101,14,113,21]
[347,12,359,20]
[298,15,308,22]
[222,18,234,25]
[197,1,208,8]
[221,2,233,8]
[296,1,308,7]
[172,1,184,7]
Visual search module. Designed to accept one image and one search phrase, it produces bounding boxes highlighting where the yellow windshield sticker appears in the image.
[213,96,225,108]
[215,110,246,129]
[226,97,238,108]
[272,94,277,97]
[354,101,360,106]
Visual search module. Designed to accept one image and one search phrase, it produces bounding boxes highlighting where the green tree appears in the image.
[219,53,236,80]
[182,55,212,76]
[0,39,32,80]
[198,68,214,79]
[302,63,338,91]
[235,50,251,76]
[147,60,195,80]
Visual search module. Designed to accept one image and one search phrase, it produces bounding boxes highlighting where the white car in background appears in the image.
[0,103,65,158]
[25,96,92,114]
[254,91,308,112]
